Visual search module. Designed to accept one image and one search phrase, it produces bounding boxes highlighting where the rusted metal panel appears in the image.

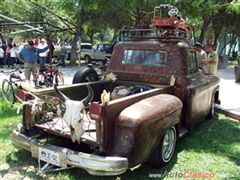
[111,94,182,166]
[181,74,219,128]
[102,86,174,154]
[108,41,189,85]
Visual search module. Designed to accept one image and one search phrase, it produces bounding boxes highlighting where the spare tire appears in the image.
[72,66,98,84]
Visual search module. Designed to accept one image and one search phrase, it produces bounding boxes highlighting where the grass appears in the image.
[227,60,239,68]
[0,88,239,179]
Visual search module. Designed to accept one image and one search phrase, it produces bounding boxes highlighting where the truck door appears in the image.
[185,50,211,127]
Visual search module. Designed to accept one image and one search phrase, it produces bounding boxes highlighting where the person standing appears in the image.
[10,43,18,68]
[6,43,12,68]
[0,46,4,68]
[194,42,208,72]
[207,44,219,75]
[18,40,49,81]
[59,43,67,67]
[38,39,48,70]
[46,40,55,64]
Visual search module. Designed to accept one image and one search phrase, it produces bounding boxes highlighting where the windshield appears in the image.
[122,49,167,67]
[81,45,92,49]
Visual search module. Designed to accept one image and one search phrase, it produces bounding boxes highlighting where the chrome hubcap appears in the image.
[162,127,176,162]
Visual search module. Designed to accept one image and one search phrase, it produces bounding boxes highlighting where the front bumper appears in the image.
[12,130,128,176]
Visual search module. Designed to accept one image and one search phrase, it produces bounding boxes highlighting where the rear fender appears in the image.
[111,94,182,167]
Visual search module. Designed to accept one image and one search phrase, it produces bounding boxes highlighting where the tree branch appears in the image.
[29,0,75,34]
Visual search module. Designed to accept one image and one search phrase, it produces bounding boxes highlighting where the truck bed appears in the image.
[29,80,173,150]
[34,115,97,146]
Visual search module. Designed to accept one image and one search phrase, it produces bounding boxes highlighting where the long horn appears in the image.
[54,84,69,102]
[82,85,94,107]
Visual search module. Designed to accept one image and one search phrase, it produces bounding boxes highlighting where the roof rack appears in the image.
[117,4,192,42]
[118,27,191,42]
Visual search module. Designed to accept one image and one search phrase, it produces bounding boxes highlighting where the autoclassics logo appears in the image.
[149,171,215,179]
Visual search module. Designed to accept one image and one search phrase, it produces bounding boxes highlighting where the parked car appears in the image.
[80,43,113,64]
[53,43,93,61]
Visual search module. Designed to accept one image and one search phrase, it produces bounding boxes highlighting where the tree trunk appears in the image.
[228,34,234,56]
[232,41,237,54]
[228,35,238,57]
[135,6,141,26]
[46,34,53,64]
[112,27,120,42]
[70,12,83,66]
[199,16,212,44]
[87,30,94,44]
[212,21,223,49]
[220,39,231,55]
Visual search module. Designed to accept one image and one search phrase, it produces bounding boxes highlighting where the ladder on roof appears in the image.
[118,27,191,42]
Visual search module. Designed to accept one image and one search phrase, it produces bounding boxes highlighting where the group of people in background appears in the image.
[0,42,18,68]
[0,39,67,70]
[0,39,55,81]
[194,42,219,75]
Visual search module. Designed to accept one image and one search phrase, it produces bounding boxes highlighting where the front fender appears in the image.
[111,94,182,167]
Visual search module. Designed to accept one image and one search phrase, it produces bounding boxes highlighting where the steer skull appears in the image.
[54,85,93,143]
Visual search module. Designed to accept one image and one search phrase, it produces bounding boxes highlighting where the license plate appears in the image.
[39,147,60,166]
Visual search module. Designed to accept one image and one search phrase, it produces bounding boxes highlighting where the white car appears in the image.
[80,43,113,64]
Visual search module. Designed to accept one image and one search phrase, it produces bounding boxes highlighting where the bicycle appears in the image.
[35,63,64,88]
[1,67,28,105]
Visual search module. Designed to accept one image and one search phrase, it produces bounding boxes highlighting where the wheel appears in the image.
[148,126,176,166]
[72,66,98,83]
[35,72,47,87]
[84,55,92,64]
[54,72,64,86]
[207,98,215,119]
[2,79,15,104]
[101,57,108,65]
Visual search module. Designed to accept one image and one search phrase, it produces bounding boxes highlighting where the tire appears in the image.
[84,55,92,64]
[72,66,98,84]
[2,79,15,105]
[35,72,47,87]
[101,58,108,65]
[148,126,176,166]
[207,98,215,119]
[54,72,64,86]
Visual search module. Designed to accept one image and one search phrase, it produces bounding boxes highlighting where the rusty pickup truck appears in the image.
[12,5,219,176]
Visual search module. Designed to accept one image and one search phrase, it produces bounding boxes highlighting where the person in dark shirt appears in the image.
[18,40,49,80]
[59,43,67,67]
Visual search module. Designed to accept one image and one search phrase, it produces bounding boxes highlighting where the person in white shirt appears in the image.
[10,44,18,68]
[38,39,48,70]
[207,44,219,75]
[0,46,4,67]
[194,42,208,73]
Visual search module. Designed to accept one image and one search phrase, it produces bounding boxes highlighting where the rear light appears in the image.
[89,102,102,121]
